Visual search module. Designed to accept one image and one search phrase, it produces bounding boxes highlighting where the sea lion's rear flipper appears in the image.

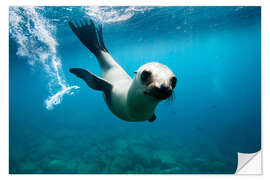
[70,68,112,92]
[68,20,108,57]
[148,114,156,123]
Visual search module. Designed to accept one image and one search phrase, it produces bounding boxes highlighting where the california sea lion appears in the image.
[69,19,177,122]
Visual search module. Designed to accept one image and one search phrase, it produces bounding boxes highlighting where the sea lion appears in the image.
[68,19,177,122]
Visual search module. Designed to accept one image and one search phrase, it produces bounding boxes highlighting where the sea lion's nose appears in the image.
[159,84,172,95]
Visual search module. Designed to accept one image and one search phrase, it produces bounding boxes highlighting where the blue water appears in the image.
[9,6,261,174]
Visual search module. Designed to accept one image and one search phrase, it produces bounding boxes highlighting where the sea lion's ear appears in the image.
[134,71,137,74]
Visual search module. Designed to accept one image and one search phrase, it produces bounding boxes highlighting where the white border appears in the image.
[1,0,268,179]
[8,0,263,6]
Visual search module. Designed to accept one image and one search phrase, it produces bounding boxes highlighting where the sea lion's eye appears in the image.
[141,70,151,83]
[171,77,177,89]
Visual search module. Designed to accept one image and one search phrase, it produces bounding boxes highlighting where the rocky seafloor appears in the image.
[9,120,237,174]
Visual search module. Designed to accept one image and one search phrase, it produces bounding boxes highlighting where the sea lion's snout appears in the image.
[159,84,173,97]
[146,83,173,100]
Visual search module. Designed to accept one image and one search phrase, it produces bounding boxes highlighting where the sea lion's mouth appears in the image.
[144,88,172,100]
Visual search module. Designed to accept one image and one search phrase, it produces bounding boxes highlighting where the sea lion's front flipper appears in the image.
[70,68,112,92]
[148,114,156,122]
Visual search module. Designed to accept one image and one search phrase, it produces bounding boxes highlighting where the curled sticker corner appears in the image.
[236,150,262,174]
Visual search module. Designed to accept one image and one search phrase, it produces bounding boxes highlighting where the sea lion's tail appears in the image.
[68,20,108,57]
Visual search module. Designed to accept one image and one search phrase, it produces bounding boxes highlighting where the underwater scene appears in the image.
[9,6,261,174]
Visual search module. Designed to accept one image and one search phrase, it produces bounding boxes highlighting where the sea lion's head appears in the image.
[134,62,177,101]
